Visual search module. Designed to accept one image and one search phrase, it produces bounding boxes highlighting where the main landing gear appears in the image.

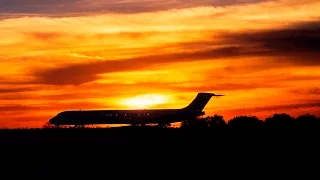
[157,123,171,128]
[130,124,146,127]
[74,125,85,128]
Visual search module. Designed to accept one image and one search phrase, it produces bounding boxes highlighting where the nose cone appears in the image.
[49,116,57,125]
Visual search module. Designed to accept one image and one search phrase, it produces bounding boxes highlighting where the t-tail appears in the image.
[183,92,224,112]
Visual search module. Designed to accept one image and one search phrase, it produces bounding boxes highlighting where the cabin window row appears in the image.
[92,113,151,116]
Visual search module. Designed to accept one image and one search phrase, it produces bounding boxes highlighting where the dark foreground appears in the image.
[3,113,320,145]
[1,126,320,145]
[2,126,318,177]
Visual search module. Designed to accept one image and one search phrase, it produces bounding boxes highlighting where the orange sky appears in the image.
[1,0,320,128]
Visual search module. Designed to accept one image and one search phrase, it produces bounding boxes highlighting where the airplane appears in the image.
[48,92,224,127]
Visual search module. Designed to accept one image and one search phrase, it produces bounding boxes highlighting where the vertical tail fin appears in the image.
[183,92,222,112]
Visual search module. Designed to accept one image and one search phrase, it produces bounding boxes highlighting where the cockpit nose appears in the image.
[49,116,57,124]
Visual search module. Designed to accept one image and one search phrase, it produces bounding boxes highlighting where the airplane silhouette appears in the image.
[48,92,224,127]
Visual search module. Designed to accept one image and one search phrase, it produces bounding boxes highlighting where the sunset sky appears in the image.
[1,0,320,128]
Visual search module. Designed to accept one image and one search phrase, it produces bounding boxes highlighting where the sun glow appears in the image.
[120,94,169,109]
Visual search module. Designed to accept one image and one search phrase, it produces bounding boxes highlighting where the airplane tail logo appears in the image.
[183,92,224,112]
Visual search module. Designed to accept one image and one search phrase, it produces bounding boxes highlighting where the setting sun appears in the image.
[120,94,169,109]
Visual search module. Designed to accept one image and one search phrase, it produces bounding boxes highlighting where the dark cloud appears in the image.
[0,87,35,94]
[31,46,244,85]
[222,21,320,65]
[0,101,107,112]
[8,20,320,86]
[24,31,163,46]
[252,101,320,112]
[0,116,51,125]
[220,100,320,116]
[0,92,91,101]
[305,88,320,95]
[0,82,171,100]
[171,83,279,92]
[0,0,79,15]
[0,0,271,17]
[26,32,65,41]
[280,75,320,82]
[289,88,320,96]
[0,104,39,112]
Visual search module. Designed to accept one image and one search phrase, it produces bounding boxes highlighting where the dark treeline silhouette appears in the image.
[181,113,320,128]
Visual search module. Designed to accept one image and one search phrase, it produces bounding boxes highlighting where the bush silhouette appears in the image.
[295,114,320,128]
[181,117,209,128]
[207,115,226,127]
[228,116,264,128]
[180,115,226,128]
[265,113,294,128]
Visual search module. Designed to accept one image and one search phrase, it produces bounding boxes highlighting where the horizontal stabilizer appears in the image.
[212,94,225,96]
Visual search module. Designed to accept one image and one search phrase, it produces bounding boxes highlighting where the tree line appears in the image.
[181,113,320,128]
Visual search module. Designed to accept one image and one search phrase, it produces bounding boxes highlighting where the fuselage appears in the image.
[48,92,220,126]
[49,108,201,125]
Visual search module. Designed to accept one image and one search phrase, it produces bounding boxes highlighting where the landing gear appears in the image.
[74,125,85,128]
[130,123,146,127]
[157,123,171,128]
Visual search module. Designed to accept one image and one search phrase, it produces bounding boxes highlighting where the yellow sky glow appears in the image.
[119,94,170,109]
